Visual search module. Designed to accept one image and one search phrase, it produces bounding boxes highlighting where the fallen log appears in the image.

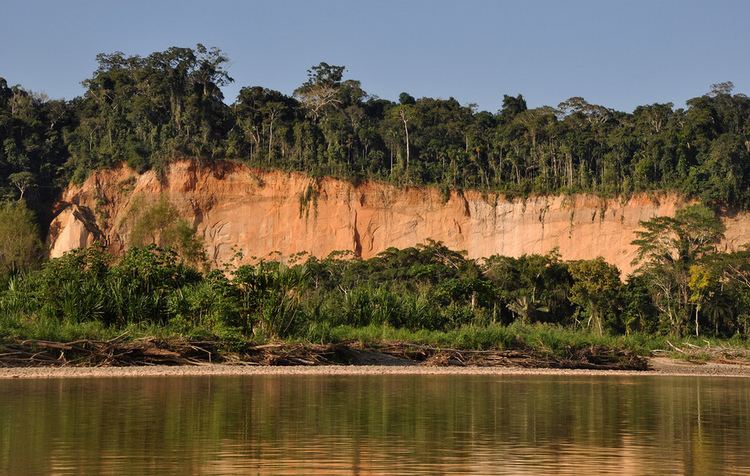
[0,339,650,370]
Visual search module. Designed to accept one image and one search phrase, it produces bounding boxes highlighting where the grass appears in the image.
[0,314,194,344]
[308,322,750,360]
[2,314,749,362]
[309,322,661,356]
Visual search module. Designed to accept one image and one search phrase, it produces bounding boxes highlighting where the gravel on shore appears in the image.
[0,357,749,379]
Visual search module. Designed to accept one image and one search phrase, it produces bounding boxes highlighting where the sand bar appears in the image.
[0,357,749,379]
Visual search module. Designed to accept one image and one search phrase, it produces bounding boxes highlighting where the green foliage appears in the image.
[631,205,737,337]
[483,250,573,325]
[2,49,750,243]
[297,182,320,219]
[167,270,244,340]
[4,237,750,347]
[128,196,207,266]
[632,204,726,268]
[3,68,750,345]
[0,201,42,278]
[309,321,670,357]
[568,258,622,335]
[107,246,202,324]
[0,78,72,215]
[65,44,233,178]
[8,171,34,199]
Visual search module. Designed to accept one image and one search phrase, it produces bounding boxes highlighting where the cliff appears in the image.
[48,160,750,275]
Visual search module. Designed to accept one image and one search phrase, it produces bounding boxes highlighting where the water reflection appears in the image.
[1,375,749,474]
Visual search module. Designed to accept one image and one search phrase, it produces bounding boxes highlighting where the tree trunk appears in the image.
[268,121,274,162]
[695,305,700,337]
[404,122,410,169]
[399,110,410,170]
[567,152,574,187]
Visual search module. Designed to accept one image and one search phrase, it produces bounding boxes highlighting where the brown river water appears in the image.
[1,374,749,475]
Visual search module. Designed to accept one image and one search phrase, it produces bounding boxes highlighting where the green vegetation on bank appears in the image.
[2,44,750,359]
[1,202,749,360]
[2,45,750,233]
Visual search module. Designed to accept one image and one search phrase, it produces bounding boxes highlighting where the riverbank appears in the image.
[0,338,648,370]
[1,357,750,379]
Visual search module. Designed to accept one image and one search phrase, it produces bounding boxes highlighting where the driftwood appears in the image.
[0,337,219,367]
[653,340,750,364]
[0,338,649,370]
[373,342,648,370]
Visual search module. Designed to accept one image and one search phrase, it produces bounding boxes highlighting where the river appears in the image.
[1,374,749,474]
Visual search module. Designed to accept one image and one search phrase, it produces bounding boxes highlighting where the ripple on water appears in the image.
[0,374,749,475]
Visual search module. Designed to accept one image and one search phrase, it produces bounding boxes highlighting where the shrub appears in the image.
[0,201,43,278]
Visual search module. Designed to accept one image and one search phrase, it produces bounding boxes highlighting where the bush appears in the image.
[0,241,748,348]
[0,201,43,279]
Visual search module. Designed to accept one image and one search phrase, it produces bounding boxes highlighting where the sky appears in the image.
[1,0,748,113]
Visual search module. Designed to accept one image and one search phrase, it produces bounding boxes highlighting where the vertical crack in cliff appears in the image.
[352,210,362,258]
[459,191,471,217]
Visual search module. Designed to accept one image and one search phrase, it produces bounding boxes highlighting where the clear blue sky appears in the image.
[1,0,748,112]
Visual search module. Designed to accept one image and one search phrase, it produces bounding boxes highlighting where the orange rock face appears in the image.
[47,160,750,275]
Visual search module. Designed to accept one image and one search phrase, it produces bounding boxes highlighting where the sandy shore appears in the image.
[0,357,748,379]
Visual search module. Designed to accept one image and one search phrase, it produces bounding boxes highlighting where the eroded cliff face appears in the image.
[48,160,750,275]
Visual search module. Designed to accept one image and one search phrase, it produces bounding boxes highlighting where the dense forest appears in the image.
[2,44,750,226]
[2,45,750,351]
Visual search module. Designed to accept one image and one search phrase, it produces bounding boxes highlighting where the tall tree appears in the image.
[631,204,725,335]
[568,258,622,335]
[293,62,345,121]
